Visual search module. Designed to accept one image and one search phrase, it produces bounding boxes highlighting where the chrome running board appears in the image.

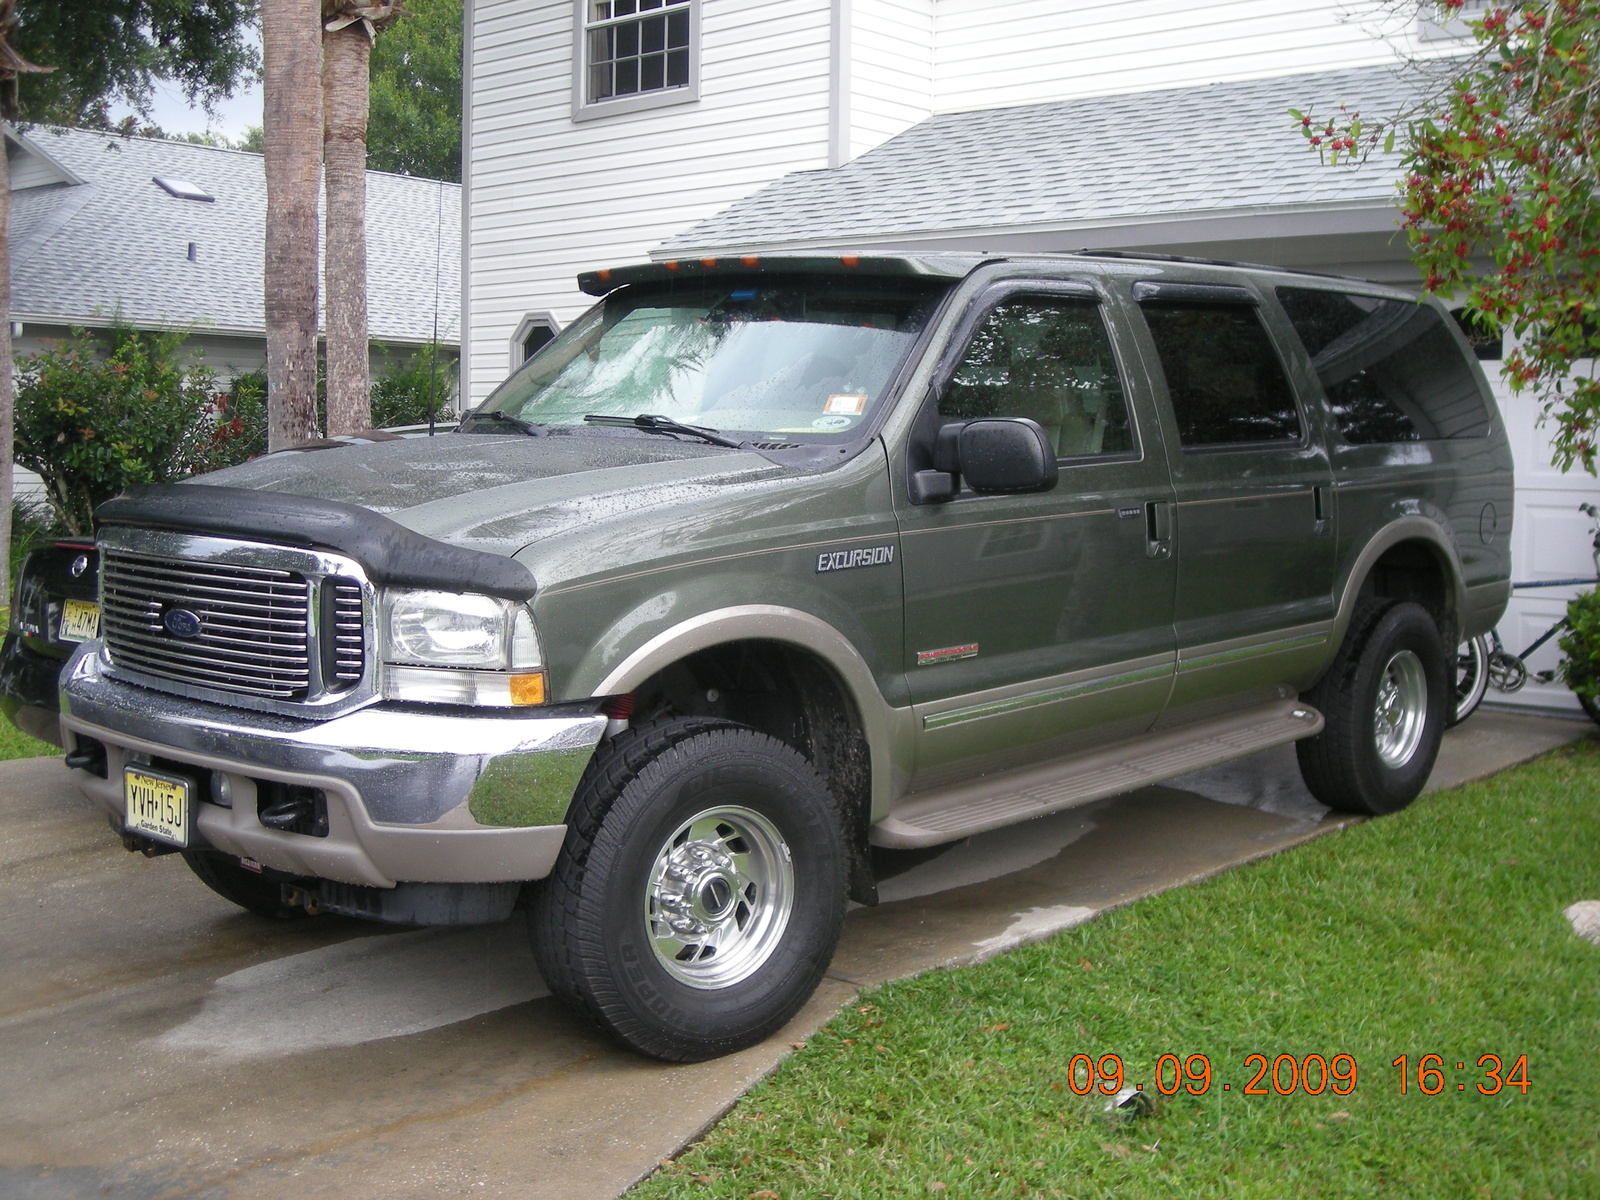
[870,699,1324,849]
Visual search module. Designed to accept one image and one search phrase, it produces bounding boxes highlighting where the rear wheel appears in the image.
[180,850,310,920]
[1449,634,1492,727]
[1298,600,1449,815]
[530,718,846,1062]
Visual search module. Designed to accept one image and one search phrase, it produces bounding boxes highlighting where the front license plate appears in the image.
[58,599,100,643]
[123,768,190,847]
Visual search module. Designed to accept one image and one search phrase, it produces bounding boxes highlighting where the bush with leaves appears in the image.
[13,324,239,534]
[207,347,456,447]
[371,343,457,428]
[211,367,269,465]
[1295,1,1600,475]
[1560,588,1600,702]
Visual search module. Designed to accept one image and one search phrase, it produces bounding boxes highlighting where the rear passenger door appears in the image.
[1126,280,1337,721]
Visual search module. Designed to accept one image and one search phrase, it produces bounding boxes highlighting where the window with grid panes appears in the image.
[586,0,692,103]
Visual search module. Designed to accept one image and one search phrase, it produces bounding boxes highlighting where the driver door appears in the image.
[894,282,1179,790]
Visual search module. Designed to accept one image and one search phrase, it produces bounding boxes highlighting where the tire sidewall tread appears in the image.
[1298,599,1449,815]
[531,717,846,1062]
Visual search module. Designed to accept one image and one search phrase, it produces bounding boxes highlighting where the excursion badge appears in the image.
[816,545,895,573]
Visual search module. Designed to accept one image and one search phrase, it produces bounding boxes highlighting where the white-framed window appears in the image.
[511,312,561,371]
[1418,0,1493,42]
[572,0,699,121]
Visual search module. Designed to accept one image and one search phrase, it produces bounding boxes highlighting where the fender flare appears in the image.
[1331,515,1467,649]
[591,604,910,820]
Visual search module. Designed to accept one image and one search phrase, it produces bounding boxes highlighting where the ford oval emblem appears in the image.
[163,608,203,639]
[69,555,89,578]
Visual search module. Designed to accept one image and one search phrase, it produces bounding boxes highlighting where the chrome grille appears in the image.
[101,551,313,700]
[326,577,364,687]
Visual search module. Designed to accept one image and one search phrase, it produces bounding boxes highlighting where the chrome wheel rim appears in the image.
[1453,636,1489,723]
[645,805,794,990]
[1374,649,1428,768]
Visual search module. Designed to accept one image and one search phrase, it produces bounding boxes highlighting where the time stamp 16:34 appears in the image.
[1062,1054,1532,1097]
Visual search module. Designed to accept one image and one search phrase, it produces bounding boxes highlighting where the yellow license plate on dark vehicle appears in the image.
[59,599,100,643]
[123,768,190,847]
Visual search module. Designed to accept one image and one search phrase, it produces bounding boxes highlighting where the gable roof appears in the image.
[658,62,1430,256]
[10,126,460,345]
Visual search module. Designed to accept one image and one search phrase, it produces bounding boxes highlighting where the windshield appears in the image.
[470,275,948,444]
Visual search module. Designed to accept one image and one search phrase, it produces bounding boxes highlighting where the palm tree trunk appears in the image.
[0,140,14,610]
[262,0,324,451]
[322,22,371,435]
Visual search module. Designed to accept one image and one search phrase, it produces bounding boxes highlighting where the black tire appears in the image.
[1298,599,1449,815]
[1449,634,1492,727]
[529,718,846,1062]
[180,850,310,920]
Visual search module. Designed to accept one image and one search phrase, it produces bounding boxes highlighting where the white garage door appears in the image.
[1489,365,1600,715]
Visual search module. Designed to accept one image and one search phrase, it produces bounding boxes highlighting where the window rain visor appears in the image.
[470,276,948,444]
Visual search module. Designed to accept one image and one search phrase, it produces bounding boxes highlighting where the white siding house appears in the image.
[466,0,836,402]
[465,0,1597,716]
[465,0,1448,406]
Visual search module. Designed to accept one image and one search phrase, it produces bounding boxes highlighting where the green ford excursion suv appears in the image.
[42,252,1512,1061]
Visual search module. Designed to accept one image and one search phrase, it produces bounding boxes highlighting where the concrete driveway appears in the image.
[0,710,1585,1200]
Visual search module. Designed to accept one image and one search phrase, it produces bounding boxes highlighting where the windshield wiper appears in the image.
[466,409,546,436]
[582,413,744,449]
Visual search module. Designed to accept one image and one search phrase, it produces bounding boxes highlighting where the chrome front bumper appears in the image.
[59,644,606,888]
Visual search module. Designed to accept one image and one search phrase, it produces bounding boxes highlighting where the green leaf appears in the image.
[1384,128,1397,154]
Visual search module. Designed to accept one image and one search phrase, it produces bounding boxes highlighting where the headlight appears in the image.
[380,590,545,706]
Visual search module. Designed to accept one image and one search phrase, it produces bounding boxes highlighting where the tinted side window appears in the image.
[941,296,1132,458]
[1138,302,1301,446]
[1275,287,1492,442]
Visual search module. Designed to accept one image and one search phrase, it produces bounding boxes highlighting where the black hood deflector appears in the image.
[96,485,537,601]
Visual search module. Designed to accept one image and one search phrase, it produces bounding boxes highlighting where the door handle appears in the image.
[1313,485,1332,536]
[1145,500,1172,559]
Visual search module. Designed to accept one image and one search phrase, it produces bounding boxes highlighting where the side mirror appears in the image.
[934,418,1058,495]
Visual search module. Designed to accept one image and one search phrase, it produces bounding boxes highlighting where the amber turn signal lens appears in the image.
[509,673,546,706]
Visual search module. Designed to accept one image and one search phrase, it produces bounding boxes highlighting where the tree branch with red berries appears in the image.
[1296,1,1600,474]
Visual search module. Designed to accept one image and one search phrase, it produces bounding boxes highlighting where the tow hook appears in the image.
[283,885,322,916]
[109,816,179,858]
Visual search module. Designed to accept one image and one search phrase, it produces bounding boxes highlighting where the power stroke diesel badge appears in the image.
[816,545,895,573]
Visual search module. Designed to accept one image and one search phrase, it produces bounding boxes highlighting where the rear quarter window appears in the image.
[1275,287,1492,443]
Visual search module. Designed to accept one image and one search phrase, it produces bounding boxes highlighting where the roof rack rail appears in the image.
[1069,248,1378,284]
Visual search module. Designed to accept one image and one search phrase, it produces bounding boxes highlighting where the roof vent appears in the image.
[152,176,214,202]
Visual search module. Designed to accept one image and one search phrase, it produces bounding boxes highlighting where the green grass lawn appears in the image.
[0,716,55,761]
[635,738,1600,1199]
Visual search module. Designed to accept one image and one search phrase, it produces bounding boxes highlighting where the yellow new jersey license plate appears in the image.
[123,767,190,847]
[59,599,100,643]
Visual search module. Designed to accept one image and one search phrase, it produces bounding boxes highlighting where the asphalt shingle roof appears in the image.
[660,63,1431,254]
[11,126,460,344]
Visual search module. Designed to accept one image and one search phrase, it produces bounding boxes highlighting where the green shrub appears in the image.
[1558,587,1600,699]
[14,331,456,539]
[371,343,457,428]
[212,368,268,466]
[13,324,237,534]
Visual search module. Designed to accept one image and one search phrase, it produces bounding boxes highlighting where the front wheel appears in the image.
[529,718,846,1062]
[1298,600,1449,815]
